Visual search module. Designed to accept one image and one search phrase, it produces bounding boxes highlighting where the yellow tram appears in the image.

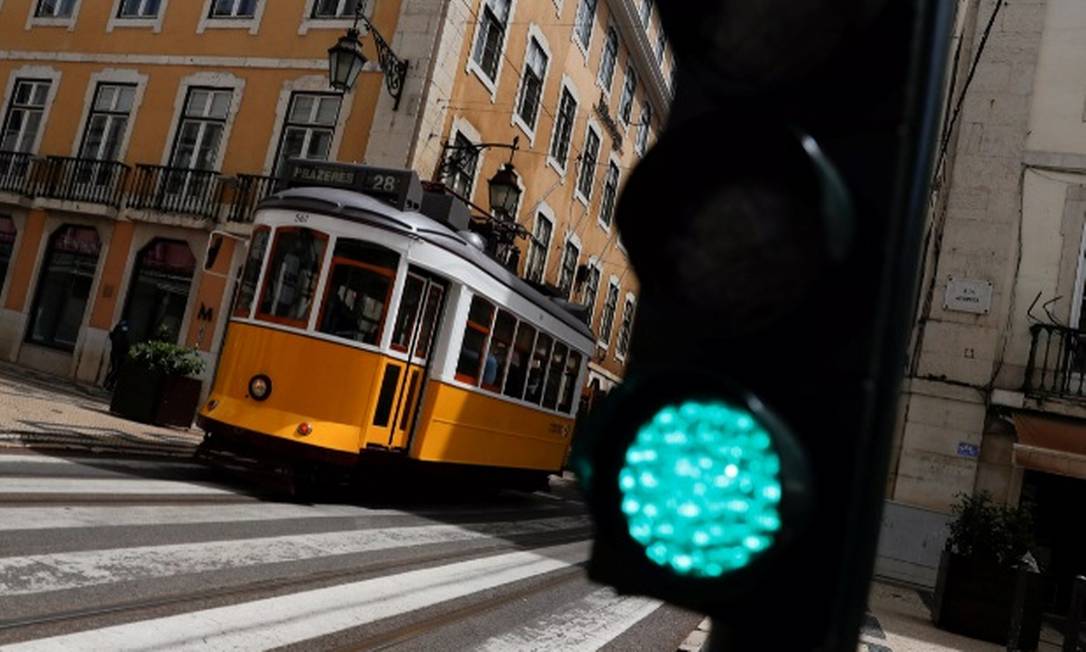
[197,163,594,487]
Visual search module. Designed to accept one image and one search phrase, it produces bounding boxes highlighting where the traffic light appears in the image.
[571,0,955,649]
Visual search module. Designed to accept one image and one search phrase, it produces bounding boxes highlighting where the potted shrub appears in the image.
[932,491,1043,650]
[109,340,206,427]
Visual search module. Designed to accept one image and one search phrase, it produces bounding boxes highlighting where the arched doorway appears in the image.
[122,238,197,344]
[26,225,101,350]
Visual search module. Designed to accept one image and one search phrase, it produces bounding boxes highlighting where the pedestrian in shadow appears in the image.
[104,319,130,391]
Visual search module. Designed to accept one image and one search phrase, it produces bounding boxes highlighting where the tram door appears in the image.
[367,269,446,452]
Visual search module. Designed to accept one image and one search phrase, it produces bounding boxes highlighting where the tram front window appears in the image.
[317,239,398,345]
[258,228,327,327]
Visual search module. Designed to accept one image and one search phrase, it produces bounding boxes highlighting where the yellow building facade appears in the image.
[0,0,671,400]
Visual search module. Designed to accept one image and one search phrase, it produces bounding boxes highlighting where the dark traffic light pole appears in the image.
[572,1,956,649]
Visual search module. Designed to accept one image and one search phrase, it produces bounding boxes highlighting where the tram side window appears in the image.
[318,238,399,345]
[257,228,328,327]
[557,351,583,414]
[524,332,554,405]
[503,322,536,400]
[482,310,517,392]
[541,342,568,410]
[233,226,269,317]
[455,296,495,385]
[390,274,425,352]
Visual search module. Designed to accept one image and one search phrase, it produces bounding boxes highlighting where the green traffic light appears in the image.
[619,400,783,578]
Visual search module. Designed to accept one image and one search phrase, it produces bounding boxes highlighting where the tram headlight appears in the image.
[248,375,272,401]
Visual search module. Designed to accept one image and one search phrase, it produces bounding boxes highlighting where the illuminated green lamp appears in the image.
[619,400,784,578]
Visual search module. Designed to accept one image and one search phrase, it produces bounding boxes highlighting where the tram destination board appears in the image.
[282,159,423,212]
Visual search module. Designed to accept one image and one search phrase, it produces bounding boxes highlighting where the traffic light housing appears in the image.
[572,1,955,649]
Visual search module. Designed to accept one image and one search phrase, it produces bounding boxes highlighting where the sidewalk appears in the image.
[0,361,202,457]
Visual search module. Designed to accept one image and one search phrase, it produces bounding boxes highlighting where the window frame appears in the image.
[272,91,343,177]
[598,159,621,230]
[444,129,480,200]
[314,241,399,345]
[547,82,578,175]
[197,0,265,33]
[575,123,602,204]
[209,0,257,18]
[310,0,354,18]
[618,64,638,127]
[168,86,233,172]
[582,262,601,328]
[24,224,102,352]
[525,211,553,284]
[233,225,271,319]
[512,31,550,142]
[597,26,619,95]
[78,83,137,162]
[254,226,330,330]
[454,295,497,386]
[467,0,514,96]
[615,294,636,361]
[34,0,77,18]
[557,238,580,299]
[1,78,52,155]
[572,0,597,56]
[635,102,653,155]
[598,278,619,349]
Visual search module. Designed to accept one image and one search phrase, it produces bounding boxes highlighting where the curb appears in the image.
[678,617,711,652]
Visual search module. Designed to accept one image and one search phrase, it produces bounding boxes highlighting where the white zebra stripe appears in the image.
[5,541,590,651]
[0,515,591,595]
[476,587,662,651]
[0,454,203,471]
[0,478,230,495]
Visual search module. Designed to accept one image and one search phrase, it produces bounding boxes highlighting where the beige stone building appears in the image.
[0,0,671,400]
[881,0,1086,603]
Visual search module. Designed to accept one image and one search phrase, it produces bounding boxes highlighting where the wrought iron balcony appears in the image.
[228,173,279,224]
[0,151,35,195]
[34,156,130,207]
[1024,323,1086,399]
[127,164,226,220]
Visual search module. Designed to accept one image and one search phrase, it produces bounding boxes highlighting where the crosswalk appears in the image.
[0,451,704,651]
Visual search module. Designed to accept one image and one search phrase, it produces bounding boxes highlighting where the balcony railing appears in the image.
[1024,323,1086,398]
[0,151,35,195]
[34,156,130,207]
[127,164,225,219]
[229,173,279,223]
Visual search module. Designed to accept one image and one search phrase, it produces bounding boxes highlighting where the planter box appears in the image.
[110,364,202,428]
[932,549,1042,650]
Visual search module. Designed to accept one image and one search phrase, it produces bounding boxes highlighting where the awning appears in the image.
[1012,413,1086,479]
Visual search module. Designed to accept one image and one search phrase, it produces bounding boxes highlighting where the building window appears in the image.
[525,214,552,283]
[122,239,196,344]
[574,0,597,50]
[619,65,638,125]
[598,27,619,92]
[317,239,399,345]
[274,92,342,176]
[471,0,511,82]
[599,162,620,227]
[118,0,160,17]
[582,264,600,326]
[35,0,77,17]
[210,0,257,17]
[79,84,135,162]
[0,216,16,295]
[599,281,618,344]
[557,240,579,299]
[170,87,231,171]
[549,88,577,168]
[577,127,600,200]
[636,102,653,154]
[257,227,329,329]
[444,131,478,199]
[26,225,101,351]
[616,297,635,357]
[456,295,496,385]
[1,79,51,153]
[516,38,548,133]
[311,0,353,17]
[639,0,652,26]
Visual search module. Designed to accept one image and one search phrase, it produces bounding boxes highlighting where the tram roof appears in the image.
[258,186,596,344]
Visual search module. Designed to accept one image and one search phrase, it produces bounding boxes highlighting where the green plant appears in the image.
[127,341,206,377]
[947,491,1035,569]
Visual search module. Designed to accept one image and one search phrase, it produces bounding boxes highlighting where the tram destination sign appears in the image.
[282,159,423,212]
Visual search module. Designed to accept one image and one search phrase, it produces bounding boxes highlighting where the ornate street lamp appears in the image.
[327,1,409,109]
[433,136,521,218]
[488,163,522,220]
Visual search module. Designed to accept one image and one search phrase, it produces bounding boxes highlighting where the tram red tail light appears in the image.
[296,422,313,437]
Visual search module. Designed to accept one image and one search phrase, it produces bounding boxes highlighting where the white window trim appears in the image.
[510,23,551,147]
[583,257,602,327]
[556,232,582,295]
[552,0,562,16]
[25,0,83,31]
[614,291,636,362]
[446,115,483,203]
[597,275,620,350]
[0,65,62,155]
[1072,221,1086,329]
[596,23,619,98]
[197,0,267,35]
[634,102,654,156]
[465,0,518,103]
[546,75,579,179]
[107,0,170,32]
[69,69,148,161]
[262,75,353,175]
[597,150,621,233]
[159,72,246,171]
[297,0,372,35]
[571,0,595,61]
[574,119,602,207]
[526,202,556,284]
[618,66,637,135]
